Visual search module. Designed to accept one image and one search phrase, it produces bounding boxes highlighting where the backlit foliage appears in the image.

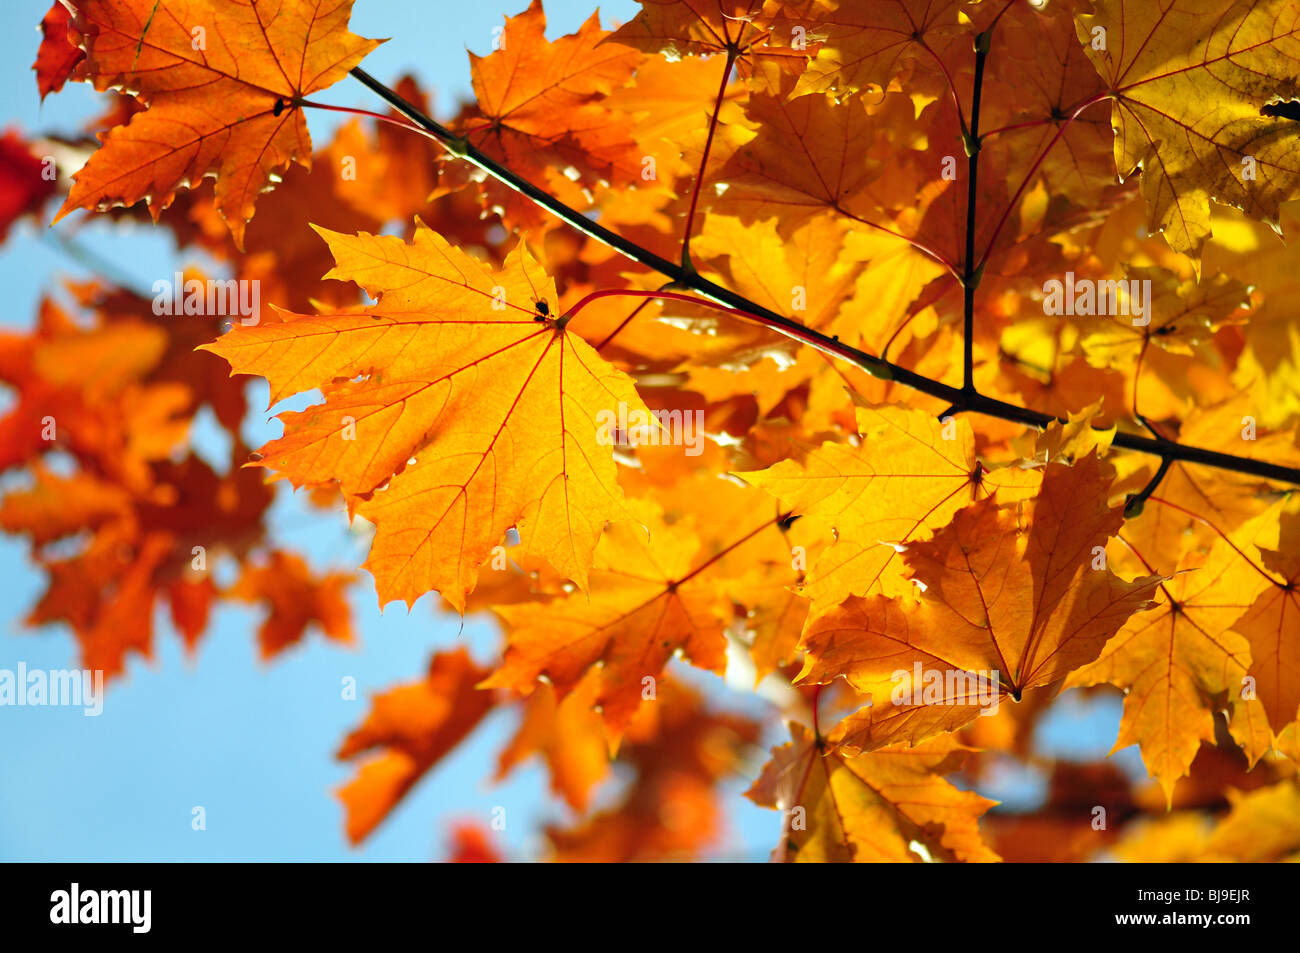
[7,0,1300,862]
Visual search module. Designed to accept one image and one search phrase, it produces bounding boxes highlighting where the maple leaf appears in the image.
[203,221,648,611]
[736,571,809,684]
[610,0,764,58]
[8,454,272,679]
[1130,396,1300,563]
[603,53,745,184]
[1034,400,1116,464]
[176,144,383,314]
[1067,507,1279,802]
[691,214,865,344]
[1111,812,1212,863]
[336,648,495,844]
[0,283,246,490]
[800,455,1161,752]
[481,499,733,733]
[444,822,504,863]
[1119,778,1300,862]
[459,0,642,219]
[713,76,926,234]
[495,674,610,812]
[545,678,761,862]
[1229,509,1300,733]
[621,469,815,680]
[773,0,973,100]
[326,78,444,226]
[1078,0,1300,260]
[982,0,1116,208]
[747,723,999,863]
[1198,779,1300,862]
[54,0,380,247]
[166,575,218,651]
[1204,203,1300,427]
[33,2,84,101]
[741,399,1042,612]
[228,550,356,659]
[1075,266,1250,371]
[1129,732,1290,813]
[608,0,808,82]
[0,130,58,242]
[0,277,273,675]
[0,466,130,547]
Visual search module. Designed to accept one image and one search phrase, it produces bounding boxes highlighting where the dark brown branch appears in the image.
[962,30,990,395]
[345,67,1300,490]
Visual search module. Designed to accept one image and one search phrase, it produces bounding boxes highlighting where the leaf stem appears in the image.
[837,207,960,282]
[976,92,1111,270]
[565,288,890,370]
[680,46,738,269]
[1149,496,1286,587]
[672,511,792,590]
[1122,456,1172,519]
[594,293,658,352]
[298,97,429,135]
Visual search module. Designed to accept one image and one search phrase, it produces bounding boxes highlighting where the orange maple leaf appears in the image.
[741,399,1042,611]
[33,2,84,101]
[545,678,761,862]
[481,499,733,733]
[229,550,356,659]
[336,648,495,844]
[747,723,999,863]
[0,130,59,242]
[773,0,972,100]
[1070,503,1288,800]
[609,0,809,78]
[460,0,643,218]
[495,674,610,813]
[55,0,380,247]
[445,822,503,863]
[802,455,1162,753]
[1232,509,1300,733]
[203,222,648,610]
[1077,0,1300,260]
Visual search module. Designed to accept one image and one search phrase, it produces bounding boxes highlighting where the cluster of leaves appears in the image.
[6,0,1300,861]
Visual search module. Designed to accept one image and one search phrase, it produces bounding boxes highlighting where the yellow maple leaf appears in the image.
[746,722,999,863]
[740,399,1042,612]
[1078,0,1300,260]
[55,0,380,247]
[802,455,1161,752]
[203,222,648,610]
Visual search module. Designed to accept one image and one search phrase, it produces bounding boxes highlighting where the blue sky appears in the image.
[0,0,1138,863]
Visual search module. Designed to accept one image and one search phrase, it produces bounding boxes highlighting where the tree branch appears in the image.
[344,67,1300,490]
[962,30,990,396]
